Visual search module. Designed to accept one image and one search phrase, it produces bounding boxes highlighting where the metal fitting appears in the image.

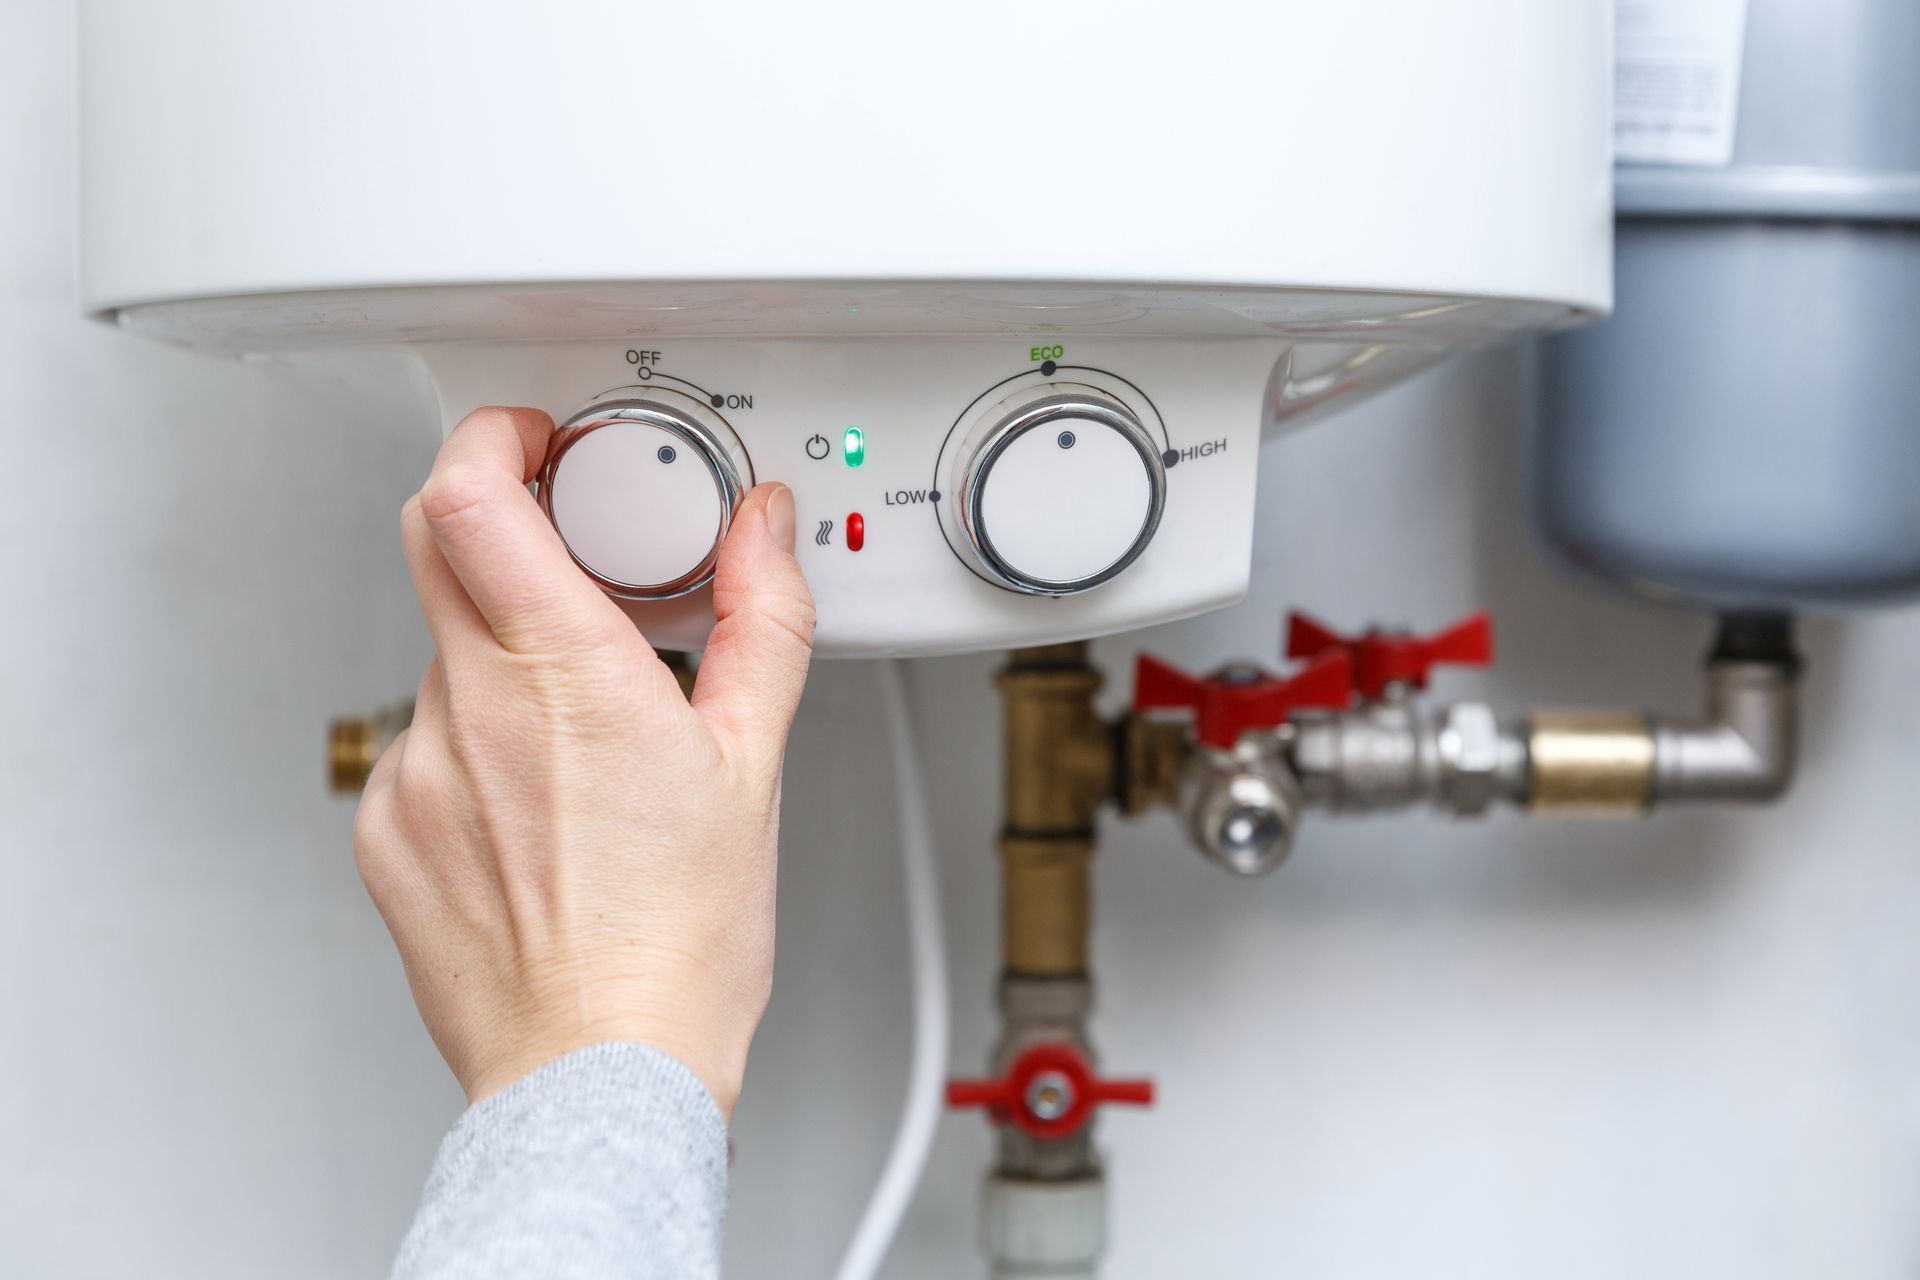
[1652,656,1797,804]
[999,835,1096,977]
[1025,1071,1075,1123]
[1526,614,1799,813]
[993,976,1098,1179]
[1435,701,1525,814]
[990,644,1117,1187]
[1157,612,1799,848]
[1288,701,1526,816]
[1117,713,1189,817]
[1290,702,1428,811]
[1178,742,1301,876]
[1527,708,1655,815]
[998,644,1114,837]
[327,701,414,793]
[996,644,1116,978]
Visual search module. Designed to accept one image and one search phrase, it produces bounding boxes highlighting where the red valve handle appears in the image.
[946,1043,1155,1142]
[1133,649,1352,750]
[1285,610,1493,702]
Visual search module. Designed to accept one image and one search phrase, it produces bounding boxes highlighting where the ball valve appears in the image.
[947,1043,1155,1142]
[1132,649,1353,874]
[1133,650,1354,751]
[1279,612,1506,813]
[1284,611,1494,703]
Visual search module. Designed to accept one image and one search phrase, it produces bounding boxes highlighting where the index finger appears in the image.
[416,406,623,654]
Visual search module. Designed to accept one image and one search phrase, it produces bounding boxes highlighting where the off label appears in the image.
[622,348,754,409]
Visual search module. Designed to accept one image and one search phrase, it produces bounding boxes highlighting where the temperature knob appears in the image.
[946,387,1166,595]
[537,397,752,600]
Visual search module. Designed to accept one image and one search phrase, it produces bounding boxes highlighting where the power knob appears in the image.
[944,387,1167,596]
[537,396,752,600]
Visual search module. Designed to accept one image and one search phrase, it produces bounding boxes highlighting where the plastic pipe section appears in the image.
[1289,614,1800,819]
[982,1176,1104,1280]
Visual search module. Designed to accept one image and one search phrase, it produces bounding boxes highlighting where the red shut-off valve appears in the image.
[946,1043,1155,1142]
[1286,611,1494,703]
[1133,649,1353,750]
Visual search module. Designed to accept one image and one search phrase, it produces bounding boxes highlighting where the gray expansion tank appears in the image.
[1535,0,1920,610]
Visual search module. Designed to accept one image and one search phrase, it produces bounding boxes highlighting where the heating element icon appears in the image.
[815,519,834,547]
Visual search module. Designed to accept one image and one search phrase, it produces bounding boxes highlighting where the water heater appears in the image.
[77,0,1612,656]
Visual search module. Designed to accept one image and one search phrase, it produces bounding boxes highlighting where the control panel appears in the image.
[417,339,1281,657]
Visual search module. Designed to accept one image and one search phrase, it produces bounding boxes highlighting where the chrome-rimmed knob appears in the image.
[537,397,751,601]
[948,389,1167,596]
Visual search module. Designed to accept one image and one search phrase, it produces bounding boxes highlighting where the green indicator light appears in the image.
[843,426,866,468]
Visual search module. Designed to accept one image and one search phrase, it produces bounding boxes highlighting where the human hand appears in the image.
[353,406,815,1118]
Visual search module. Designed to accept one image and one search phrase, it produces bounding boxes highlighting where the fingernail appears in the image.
[766,484,796,551]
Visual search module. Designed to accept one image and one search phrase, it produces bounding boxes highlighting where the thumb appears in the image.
[692,483,817,765]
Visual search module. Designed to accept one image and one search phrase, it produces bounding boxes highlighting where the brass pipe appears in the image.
[328,701,414,794]
[983,648,1181,1188]
[996,643,1115,977]
[991,642,1117,1185]
[1000,835,1095,977]
[1527,708,1656,815]
[999,644,1113,834]
[1118,714,1189,818]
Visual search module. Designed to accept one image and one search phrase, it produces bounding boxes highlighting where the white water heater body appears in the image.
[77,0,1612,657]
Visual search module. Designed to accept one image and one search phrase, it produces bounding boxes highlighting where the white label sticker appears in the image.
[1615,0,1750,166]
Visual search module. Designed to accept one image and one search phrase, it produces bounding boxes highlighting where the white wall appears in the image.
[6,3,1920,1277]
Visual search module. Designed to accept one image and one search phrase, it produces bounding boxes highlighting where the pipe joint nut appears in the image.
[1435,702,1509,814]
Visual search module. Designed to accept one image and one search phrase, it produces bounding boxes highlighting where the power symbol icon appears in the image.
[805,434,831,461]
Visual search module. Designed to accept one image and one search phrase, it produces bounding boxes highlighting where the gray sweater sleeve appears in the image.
[393,1043,729,1280]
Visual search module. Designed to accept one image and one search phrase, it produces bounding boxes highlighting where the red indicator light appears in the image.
[846,512,865,552]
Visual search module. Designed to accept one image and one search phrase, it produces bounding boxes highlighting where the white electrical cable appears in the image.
[834,659,950,1280]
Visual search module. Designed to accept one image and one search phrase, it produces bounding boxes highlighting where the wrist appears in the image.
[460,987,755,1119]
[465,1033,744,1117]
